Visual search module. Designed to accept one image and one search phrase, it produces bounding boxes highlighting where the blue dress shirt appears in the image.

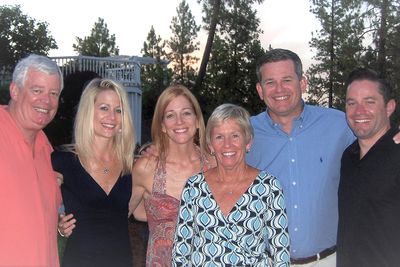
[246,104,355,259]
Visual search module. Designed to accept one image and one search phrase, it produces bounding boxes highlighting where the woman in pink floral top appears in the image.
[129,85,214,267]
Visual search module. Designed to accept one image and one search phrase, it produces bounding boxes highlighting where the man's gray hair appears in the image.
[12,54,63,90]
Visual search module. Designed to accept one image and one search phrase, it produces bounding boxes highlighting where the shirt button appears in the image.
[294,205,298,209]
[291,159,295,163]
[294,227,298,231]
[292,181,296,186]
[299,125,303,128]
[289,137,293,141]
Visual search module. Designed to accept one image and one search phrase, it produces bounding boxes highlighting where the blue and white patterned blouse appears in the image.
[172,171,290,267]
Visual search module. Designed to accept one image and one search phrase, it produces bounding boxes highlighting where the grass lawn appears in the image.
[58,234,67,263]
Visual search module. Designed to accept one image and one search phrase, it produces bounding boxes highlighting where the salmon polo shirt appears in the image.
[0,105,61,267]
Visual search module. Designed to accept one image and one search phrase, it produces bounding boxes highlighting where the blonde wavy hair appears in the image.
[73,78,135,175]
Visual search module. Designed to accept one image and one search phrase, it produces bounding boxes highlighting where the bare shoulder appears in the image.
[248,165,260,176]
[133,155,157,172]
[132,155,157,187]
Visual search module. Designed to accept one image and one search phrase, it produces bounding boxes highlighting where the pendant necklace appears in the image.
[91,158,112,175]
[226,166,247,195]
[102,167,110,175]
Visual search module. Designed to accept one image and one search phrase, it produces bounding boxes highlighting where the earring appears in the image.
[210,151,215,156]
[118,128,122,133]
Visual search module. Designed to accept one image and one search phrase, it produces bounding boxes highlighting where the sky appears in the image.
[3,0,319,69]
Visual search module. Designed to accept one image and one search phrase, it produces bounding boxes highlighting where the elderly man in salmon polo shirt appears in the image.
[0,54,63,267]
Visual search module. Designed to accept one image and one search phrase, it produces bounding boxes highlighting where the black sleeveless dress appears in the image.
[51,151,132,267]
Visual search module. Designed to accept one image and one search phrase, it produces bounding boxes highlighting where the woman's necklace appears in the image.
[92,165,112,175]
[90,157,114,175]
[227,180,241,195]
[101,167,110,175]
[225,166,248,195]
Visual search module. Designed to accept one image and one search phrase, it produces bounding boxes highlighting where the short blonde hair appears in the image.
[206,103,253,149]
[74,78,135,175]
[151,84,206,161]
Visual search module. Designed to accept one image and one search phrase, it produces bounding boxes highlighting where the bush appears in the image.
[0,84,10,104]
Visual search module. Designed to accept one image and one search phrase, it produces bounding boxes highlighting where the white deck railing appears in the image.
[51,55,142,87]
[51,55,147,144]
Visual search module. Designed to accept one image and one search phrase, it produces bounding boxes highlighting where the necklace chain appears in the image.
[90,158,113,175]
[226,179,242,195]
[223,166,248,195]
[90,166,111,175]
[102,167,110,175]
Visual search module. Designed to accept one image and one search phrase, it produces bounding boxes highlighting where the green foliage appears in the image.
[141,26,169,92]
[387,23,400,124]
[199,0,266,117]
[0,83,10,104]
[72,18,119,57]
[307,0,365,109]
[168,0,200,86]
[358,0,400,123]
[0,5,57,71]
[194,0,264,92]
[140,26,171,143]
[307,0,400,124]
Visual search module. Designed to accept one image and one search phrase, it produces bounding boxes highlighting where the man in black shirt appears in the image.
[337,67,400,267]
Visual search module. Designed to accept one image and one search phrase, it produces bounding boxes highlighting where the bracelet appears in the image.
[58,228,66,237]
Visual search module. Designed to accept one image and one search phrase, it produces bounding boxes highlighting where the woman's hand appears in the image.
[58,213,76,238]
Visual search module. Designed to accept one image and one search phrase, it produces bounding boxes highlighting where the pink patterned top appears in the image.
[144,156,210,267]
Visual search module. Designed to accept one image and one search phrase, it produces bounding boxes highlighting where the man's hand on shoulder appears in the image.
[138,143,156,157]
[394,126,400,144]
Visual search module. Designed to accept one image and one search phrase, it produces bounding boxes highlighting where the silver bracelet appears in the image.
[58,228,66,237]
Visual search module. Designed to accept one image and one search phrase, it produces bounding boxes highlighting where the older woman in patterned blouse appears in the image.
[172,103,290,266]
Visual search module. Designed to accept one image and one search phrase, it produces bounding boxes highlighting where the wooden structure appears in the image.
[51,55,168,144]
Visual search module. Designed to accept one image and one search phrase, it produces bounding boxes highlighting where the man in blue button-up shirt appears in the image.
[246,48,355,267]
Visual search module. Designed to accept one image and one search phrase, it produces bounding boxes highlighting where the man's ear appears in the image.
[386,99,396,117]
[9,83,19,101]
[300,76,308,94]
[256,82,264,100]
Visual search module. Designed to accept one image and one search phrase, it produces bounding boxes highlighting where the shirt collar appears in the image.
[264,100,306,128]
[348,125,397,160]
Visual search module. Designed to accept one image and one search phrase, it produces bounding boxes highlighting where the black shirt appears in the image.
[337,126,400,267]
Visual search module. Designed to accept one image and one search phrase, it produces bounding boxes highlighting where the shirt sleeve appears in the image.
[265,177,290,267]
[171,181,195,266]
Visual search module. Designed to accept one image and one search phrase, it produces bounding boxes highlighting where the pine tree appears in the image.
[194,0,263,93]
[140,26,170,143]
[73,17,119,57]
[307,0,400,117]
[306,0,364,109]
[199,0,265,116]
[141,26,169,92]
[168,0,200,87]
[359,0,400,121]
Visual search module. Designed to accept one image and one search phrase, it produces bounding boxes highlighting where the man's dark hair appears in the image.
[256,48,303,82]
[345,67,392,104]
